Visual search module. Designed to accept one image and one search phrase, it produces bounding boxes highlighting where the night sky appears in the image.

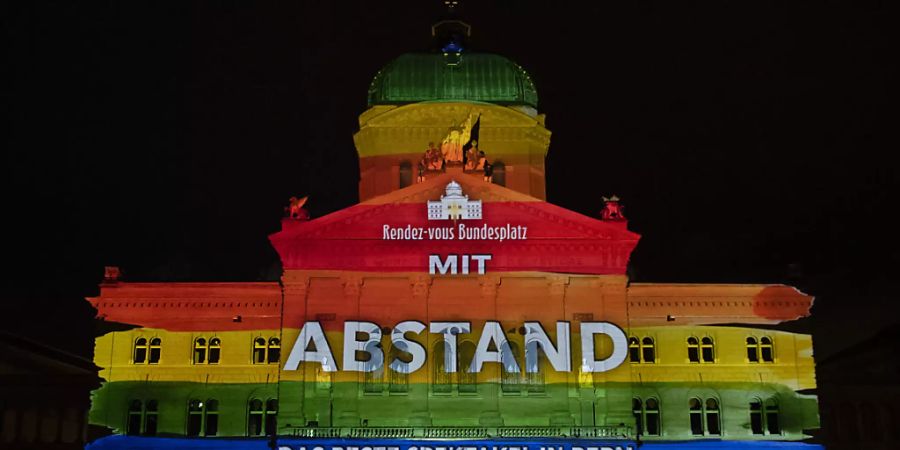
[3,1,897,362]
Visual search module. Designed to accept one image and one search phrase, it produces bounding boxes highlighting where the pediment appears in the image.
[270,173,640,275]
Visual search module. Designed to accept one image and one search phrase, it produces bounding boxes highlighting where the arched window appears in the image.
[133,338,148,364]
[645,398,661,436]
[388,342,410,394]
[760,337,774,362]
[631,337,656,363]
[265,399,278,435]
[748,336,774,363]
[765,398,780,435]
[750,399,764,434]
[204,400,218,437]
[248,399,264,436]
[689,397,720,435]
[253,337,267,364]
[458,341,477,394]
[526,351,545,393]
[187,400,202,436]
[208,338,221,364]
[193,338,207,364]
[687,337,700,363]
[501,342,521,394]
[399,161,413,188]
[432,341,451,394]
[144,400,158,436]
[689,398,703,435]
[267,338,280,364]
[746,337,759,363]
[148,338,161,364]
[629,337,640,363]
[705,398,721,435]
[642,337,656,363]
[363,339,384,394]
[127,400,142,435]
[700,337,715,363]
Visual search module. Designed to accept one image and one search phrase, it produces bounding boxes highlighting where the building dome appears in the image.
[367,52,538,108]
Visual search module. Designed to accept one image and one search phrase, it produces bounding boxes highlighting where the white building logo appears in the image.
[428,181,482,220]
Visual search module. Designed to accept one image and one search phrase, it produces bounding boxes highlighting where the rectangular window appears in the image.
[127,413,141,436]
[646,410,660,435]
[766,410,780,434]
[706,411,721,435]
[187,414,202,437]
[701,346,714,363]
[144,414,157,436]
[205,413,218,436]
[690,412,703,435]
[688,347,699,363]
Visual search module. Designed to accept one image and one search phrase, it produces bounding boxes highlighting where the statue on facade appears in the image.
[286,196,310,220]
[423,142,443,171]
[440,112,477,162]
[600,195,626,221]
[464,140,481,170]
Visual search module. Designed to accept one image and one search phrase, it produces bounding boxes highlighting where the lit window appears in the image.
[267,338,280,364]
[687,337,700,363]
[700,337,715,363]
[148,338,161,364]
[133,338,147,364]
[193,338,207,364]
[689,397,720,435]
[760,337,774,362]
[746,337,759,363]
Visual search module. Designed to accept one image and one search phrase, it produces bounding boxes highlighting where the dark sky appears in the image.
[3,1,897,360]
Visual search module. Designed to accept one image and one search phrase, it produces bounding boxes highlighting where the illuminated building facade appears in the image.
[85,20,822,450]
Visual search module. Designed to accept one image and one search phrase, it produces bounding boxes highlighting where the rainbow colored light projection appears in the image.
[87,175,820,449]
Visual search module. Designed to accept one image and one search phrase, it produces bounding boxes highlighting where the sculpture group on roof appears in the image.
[417,111,493,183]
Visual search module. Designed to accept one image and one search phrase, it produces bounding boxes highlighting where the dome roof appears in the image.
[367,52,538,108]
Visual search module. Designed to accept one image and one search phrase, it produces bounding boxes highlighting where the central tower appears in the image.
[354,20,551,201]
